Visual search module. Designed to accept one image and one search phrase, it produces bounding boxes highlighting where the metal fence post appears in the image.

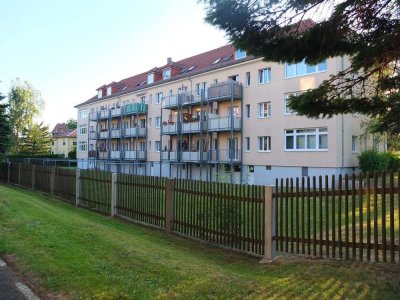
[111,173,117,217]
[75,169,80,207]
[50,166,56,195]
[165,178,176,233]
[7,162,11,183]
[260,185,276,263]
[32,165,36,190]
[18,163,21,185]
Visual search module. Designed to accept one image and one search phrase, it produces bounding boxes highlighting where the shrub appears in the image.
[358,150,400,173]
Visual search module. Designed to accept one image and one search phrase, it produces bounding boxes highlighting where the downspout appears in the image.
[341,56,345,174]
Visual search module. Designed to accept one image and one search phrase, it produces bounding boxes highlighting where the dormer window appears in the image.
[163,68,171,80]
[107,86,112,96]
[97,90,102,98]
[147,73,154,84]
[235,49,247,60]
[213,58,221,64]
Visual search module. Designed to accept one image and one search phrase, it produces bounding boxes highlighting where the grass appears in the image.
[0,184,400,299]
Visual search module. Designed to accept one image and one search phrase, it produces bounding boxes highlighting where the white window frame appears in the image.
[156,92,163,104]
[284,92,302,115]
[147,73,154,84]
[97,90,102,98]
[245,104,250,119]
[235,49,247,59]
[285,128,328,151]
[155,117,161,128]
[155,141,161,152]
[79,109,88,119]
[107,86,112,96]
[78,141,88,152]
[245,72,251,86]
[245,137,250,151]
[78,124,87,135]
[258,136,271,152]
[163,68,171,80]
[352,136,359,153]
[258,68,271,84]
[257,102,271,118]
[285,60,328,78]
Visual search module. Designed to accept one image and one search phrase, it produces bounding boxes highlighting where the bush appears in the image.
[358,150,400,173]
[68,150,76,159]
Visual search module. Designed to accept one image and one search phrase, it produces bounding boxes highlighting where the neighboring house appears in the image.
[75,43,383,185]
[51,123,77,158]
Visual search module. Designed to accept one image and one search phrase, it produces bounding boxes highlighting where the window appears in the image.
[285,60,327,78]
[78,141,87,152]
[107,86,112,96]
[196,83,201,95]
[285,128,328,151]
[245,72,251,86]
[235,49,247,59]
[79,109,88,119]
[155,141,161,152]
[140,96,146,104]
[148,118,152,128]
[302,167,308,177]
[258,136,271,152]
[63,139,66,146]
[258,102,271,118]
[213,79,218,84]
[97,90,102,98]
[284,92,302,115]
[163,68,171,80]
[245,137,250,151]
[147,73,154,84]
[229,75,239,81]
[213,58,221,64]
[78,124,87,135]
[352,136,359,153]
[245,104,250,118]
[155,117,161,128]
[156,92,163,104]
[258,68,271,84]
[148,141,151,151]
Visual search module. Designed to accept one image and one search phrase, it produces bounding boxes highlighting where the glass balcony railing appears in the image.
[124,127,146,137]
[207,80,242,101]
[124,150,146,160]
[99,131,109,139]
[207,149,241,163]
[110,129,121,138]
[161,151,178,162]
[207,116,241,131]
[162,91,204,109]
[110,151,121,159]
[181,151,208,162]
[162,123,178,134]
[89,113,98,121]
[98,151,109,159]
[89,132,97,140]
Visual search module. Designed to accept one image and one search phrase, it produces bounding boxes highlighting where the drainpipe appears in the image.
[341,56,345,175]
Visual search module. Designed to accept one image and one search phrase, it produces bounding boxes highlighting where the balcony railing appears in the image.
[208,149,241,163]
[110,151,121,159]
[208,116,241,131]
[99,110,109,119]
[181,151,207,162]
[124,150,146,160]
[98,151,109,159]
[162,123,178,134]
[207,80,242,101]
[88,150,97,158]
[181,121,206,133]
[110,129,121,138]
[162,92,203,109]
[124,103,148,115]
[110,107,122,117]
[89,132,97,140]
[161,151,178,162]
[124,127,147,137]
[99,131,109,139]
[89,113,98,121]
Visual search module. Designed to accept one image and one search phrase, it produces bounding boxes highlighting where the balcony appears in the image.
[181,121,205,133]
[89,113,98,121]
[124,150,146,160]
[89,131,97,140]
[98,151,109,159]
[162,123,178,135]
[181,151,207,162]
[208,149,241,163]
[161,151,178,162]
[124,127,147,138]
[162,93,203,109]
[208,116,241,132]
[99,110,109,119]
[163,95,179,108]
[124,103,148,115]
[110,151,121,159]
[110,107,122,117]
[99,131,109,139]
[207,80,242,102]
[110,129,121,138]
[88,150,97,158]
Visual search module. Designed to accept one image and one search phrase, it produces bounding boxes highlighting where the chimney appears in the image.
[167,57,172,64]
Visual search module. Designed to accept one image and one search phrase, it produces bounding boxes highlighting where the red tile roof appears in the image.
[76,44,239,107]
[52,123,77,138]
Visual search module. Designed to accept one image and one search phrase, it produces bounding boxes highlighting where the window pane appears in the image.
[297,61,307,76]
[296,135,306,149]
[307,135,316,149]
[306,64,316,73]
[318,60,327,71]
[319,134,328,149]
[319,127,328,132]
[285,63,295,78]
[286,136,294,149]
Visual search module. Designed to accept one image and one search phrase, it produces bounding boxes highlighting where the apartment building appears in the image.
[75,44,376,185]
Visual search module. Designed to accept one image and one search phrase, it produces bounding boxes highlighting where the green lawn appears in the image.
[0,184,399,299]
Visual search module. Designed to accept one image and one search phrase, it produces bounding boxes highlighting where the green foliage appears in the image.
[203,0,400,134]
[0,90,11,156]
[20,122,52,155]
[8,78,44,153]
[68,149,76,159]
[358,150,400,173]
[66,118,77,130]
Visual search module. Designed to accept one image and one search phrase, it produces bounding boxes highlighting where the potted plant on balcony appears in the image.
[162,121,168,126]
[168,120,175,125]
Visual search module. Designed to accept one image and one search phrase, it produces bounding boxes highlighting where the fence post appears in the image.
[75,169,80,207]
[31,165,36,189]
[50,166,56,195]
[165,178,176,233]
[111,173,117,217]
[260,185,276,263]
[18,163,21,185]
[7,162,11,183]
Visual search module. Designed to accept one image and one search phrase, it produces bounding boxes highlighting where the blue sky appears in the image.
[0,0,227,128]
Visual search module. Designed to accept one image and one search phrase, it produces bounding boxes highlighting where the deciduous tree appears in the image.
[203,0,400,134]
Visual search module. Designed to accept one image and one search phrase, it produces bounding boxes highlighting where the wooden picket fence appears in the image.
[275,172,400,262]
[1,162,399,263]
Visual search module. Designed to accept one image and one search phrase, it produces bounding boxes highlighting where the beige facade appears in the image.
[52,134,77,158]
[75,46,379,184]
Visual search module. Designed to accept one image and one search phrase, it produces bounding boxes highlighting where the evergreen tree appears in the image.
[0,90,11,156]
[203,0,400,134]
[20,122,52,155]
